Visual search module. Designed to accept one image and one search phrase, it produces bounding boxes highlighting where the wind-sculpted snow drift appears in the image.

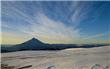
[1,45,110,69]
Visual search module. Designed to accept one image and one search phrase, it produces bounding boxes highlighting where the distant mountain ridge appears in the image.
[1,37,110,53]
[15,38,45,49]
[22,38,44,44]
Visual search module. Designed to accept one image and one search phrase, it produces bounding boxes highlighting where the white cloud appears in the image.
[84,32,110,40]
[2,2,81,43]
[29,12,81,42]
[4,2,109,44]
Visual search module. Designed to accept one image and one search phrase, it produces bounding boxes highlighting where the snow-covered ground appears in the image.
[1,46,110,69]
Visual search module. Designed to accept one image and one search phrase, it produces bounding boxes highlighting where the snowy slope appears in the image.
[1,46,110,69]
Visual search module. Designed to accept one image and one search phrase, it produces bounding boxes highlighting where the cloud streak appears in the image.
[2,1,81,44]
[84,32,110,40]
[30,12,81,43]
[1,1,110,44]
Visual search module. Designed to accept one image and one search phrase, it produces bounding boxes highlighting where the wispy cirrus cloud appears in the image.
[1,1,110,44]
[30,12,81,43]
[84,32,110,40]
[1,1,81,44]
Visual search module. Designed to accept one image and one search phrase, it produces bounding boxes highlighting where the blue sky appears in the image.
[1,1,110,44]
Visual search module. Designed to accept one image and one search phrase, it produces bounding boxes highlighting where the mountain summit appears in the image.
[24,37,44,45]
[14,37,46,50]
[2,38,108,52]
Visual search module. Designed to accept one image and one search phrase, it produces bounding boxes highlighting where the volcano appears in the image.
[1,38,109,53]
[21,38,44,46]
[14,38,47,50]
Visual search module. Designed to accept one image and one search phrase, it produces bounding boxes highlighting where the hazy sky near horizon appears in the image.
[1,1,110,44]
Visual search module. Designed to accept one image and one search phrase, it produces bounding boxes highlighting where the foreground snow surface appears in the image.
[1,46,110,69]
